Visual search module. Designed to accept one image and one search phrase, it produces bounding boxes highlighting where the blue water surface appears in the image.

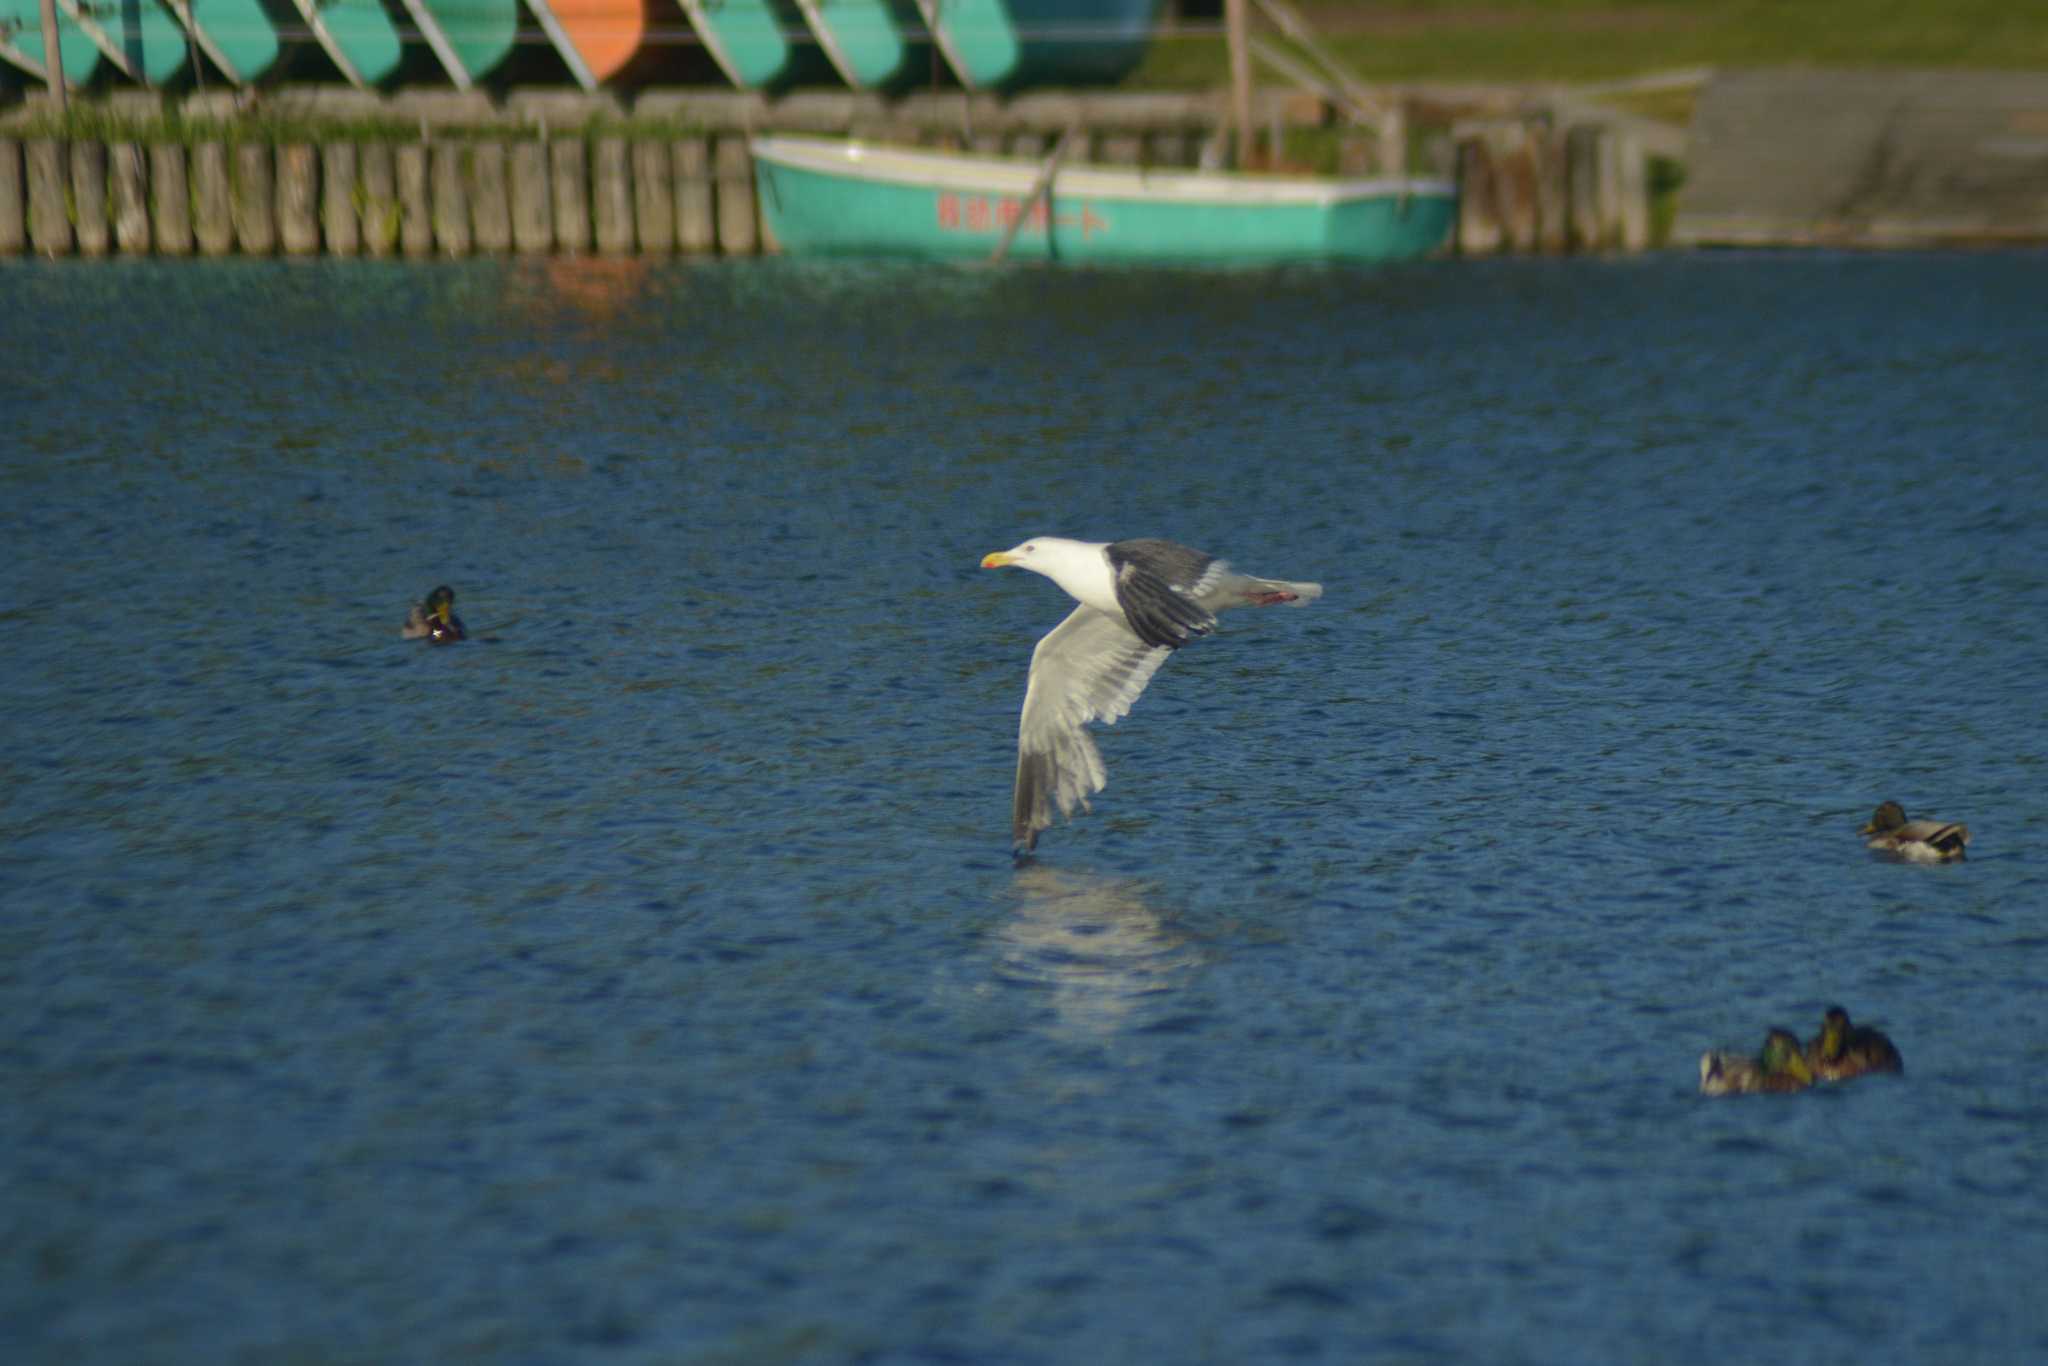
[3,252,2046,1363]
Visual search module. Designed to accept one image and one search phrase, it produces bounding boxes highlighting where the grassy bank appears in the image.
[1132,1,2048,88]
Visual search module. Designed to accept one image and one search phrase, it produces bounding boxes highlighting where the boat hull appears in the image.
[917,0,1161,90]
[751,135,1457,265]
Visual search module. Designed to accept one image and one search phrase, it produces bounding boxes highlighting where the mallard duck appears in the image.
[1860,801,1967,862]
[400,585,466,644]
[1805,1006,1903,1081]
[1699,1028,1816,1096]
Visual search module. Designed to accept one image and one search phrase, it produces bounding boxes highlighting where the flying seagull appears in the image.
[980,536,1323,853]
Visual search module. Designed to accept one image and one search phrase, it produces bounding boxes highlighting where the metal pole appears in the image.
[38,0,67,115]
[1225,0,1252,169]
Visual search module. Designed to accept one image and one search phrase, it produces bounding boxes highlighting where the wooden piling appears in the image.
[396,144,433,258]
[151,144,192,256]
[1454,135,1500,256]
[71,140,110,257]
[111,142,149,254]
[1100,133,1143,167]
[234,143,277,255]
[674,137,713,255]
[1595,127,1623,249]
[193,143,233,256]
[322,143,359,257]
[1010,132,1045,159]
[593,136,633,254]
[631,139,673,254]
[467,142,511,253]
[1616,130,1649,251]
[0,139,23,255]
[510,140,552,252]
[26,140,71,256]
[1147,129,1190,168]
[277,145,320,255]
[713,135,755,256]
[551,138,592,253]
[430,141,471,257]
[1566,125,1603,250]
[1533,126,1568,254]
[1491,124,1538,254]
[360,143,399,257]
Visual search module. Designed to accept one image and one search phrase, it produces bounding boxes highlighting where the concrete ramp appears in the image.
[1675,69,2048,247]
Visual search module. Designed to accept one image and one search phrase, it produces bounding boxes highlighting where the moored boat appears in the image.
[794,0,925,90]
[0,0,104,85]
[915,0,1160,90]
[750,133,1457,266]
[60,0,188,85]
[679,0,832,89]
[394,0,517,89]
[163,0,281,86]
[282,0,401,88]
[526,0,646,89]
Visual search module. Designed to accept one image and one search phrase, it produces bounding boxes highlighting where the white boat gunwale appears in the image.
[750,134,1455,208]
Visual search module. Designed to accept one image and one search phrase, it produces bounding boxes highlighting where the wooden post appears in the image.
[233,143,276,255]
[322,143,359,257]
[592,136,632,254]
[1010,131,1044,159]
[510,140,552,252]
[1225,0,1251,168]
[193,143,233,257]
[469,141,512,253]
[1454,135,1500,256]
[110,142,149,254]
[0,139,24,255]
[430,141,471,256]
[1616,129,1649,251]
[631,140,673,254]
[360,143,399,257]
[673,137,712,254]
[1595,126,1622,249]
[1100,134,1142,167]
[1338,132,1373,176]
[970,132,1003,157]
[277,144,320,255]
[1533,125,1568,254]
[71,140,109,257]
[551,138,591,253]
[151,143,191,256]
[26,140,70,256]
[1565,125,1602,251]
[1147,129,1190,168]
[397,144,432,258]
[712,135,755,256]
[1491,124,1537,253]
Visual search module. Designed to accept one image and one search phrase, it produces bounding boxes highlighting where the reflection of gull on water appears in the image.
[995,867,1205,1039]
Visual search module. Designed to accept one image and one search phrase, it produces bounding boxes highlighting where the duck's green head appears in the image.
[1862,801,1907,836]
[1762,1028,1814,1084]
[1818,1006,1852,1061]
[427,585,456,626]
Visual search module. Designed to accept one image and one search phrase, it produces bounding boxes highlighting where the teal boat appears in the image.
[284,0,400,87]
[394,0,516,89]
[62,0,187,84]
[680,0,834,89]
[794,0,925,89]
[162,0,280,85]
[915,0,1160,89]
[751,134,1457,265]
[0,0,103,84]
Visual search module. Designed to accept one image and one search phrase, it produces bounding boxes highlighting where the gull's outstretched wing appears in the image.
[1012,604,1173,852]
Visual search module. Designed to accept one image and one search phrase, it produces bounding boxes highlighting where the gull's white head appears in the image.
[980,537,1114,610]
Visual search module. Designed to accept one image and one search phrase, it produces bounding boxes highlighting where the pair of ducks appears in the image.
[1699,1007,1904,1096]
[400,585,466,644]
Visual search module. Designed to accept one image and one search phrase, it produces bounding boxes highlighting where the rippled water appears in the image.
[4,253,2046,1362]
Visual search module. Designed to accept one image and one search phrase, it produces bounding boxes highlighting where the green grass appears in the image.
[1133,1,2048,89]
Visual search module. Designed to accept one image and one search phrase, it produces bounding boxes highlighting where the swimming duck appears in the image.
[401,585,466,644]
[1699,1028,1815,1096]
[1860,801,1968,862]
[1805,1006,1903,1081]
